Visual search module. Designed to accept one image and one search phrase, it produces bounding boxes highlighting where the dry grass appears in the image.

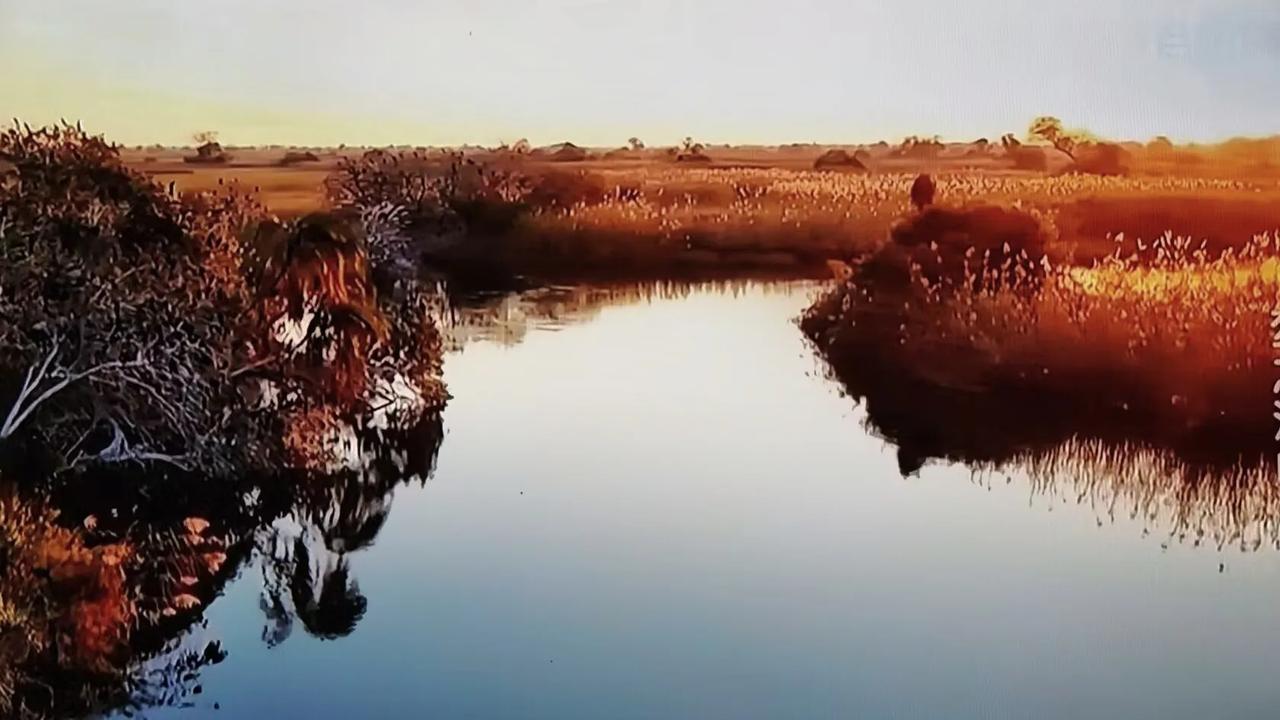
[491,168,1273,276]
[804,228,1280,470]
[120,144,1280,279]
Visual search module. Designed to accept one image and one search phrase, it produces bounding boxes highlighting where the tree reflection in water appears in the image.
[258,412,444,647]
[0,412,444,718]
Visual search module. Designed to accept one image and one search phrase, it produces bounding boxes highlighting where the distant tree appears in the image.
[1027,116,1086,160]
[628,137,645,151]
[511,138,532,154]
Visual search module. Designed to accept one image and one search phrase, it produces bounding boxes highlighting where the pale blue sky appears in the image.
[1,0,1277,146]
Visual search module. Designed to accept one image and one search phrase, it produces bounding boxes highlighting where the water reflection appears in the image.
[1016,439,1279,552]
[805,291,1279,551]
[446,279,802,348]
[256,414,444,647]
[0,412,443,718]
[7,279,1280,719]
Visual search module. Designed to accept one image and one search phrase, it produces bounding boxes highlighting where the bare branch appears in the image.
[0,356,138,439]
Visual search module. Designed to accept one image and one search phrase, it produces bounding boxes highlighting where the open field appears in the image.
[121,141,1280,279]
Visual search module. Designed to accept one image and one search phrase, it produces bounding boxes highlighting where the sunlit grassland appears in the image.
[499,167,1273,273]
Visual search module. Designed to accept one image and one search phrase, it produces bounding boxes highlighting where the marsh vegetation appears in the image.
[2,117,1279,717]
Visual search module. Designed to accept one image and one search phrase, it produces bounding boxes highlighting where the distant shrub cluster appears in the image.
[278,149,321,166]
[325,149,532,243]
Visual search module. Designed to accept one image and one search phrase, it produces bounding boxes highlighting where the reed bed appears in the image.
[503,167,1265,274]
[804,228,1280,468]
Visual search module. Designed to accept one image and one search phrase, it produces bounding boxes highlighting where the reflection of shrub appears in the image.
[0,482,245,719]
[0,487,135,716]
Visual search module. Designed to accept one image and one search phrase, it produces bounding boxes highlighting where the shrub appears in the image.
[245,212,448,470]
[548,142,588,162]
[1069,141,1132,176]
[0,122,269,478]
[278,150,321,166]
[183,141,228,164]
[326,149,533,243]
[881,203,1049,291]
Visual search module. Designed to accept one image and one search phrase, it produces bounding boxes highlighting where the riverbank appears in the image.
[801,230,1280,472]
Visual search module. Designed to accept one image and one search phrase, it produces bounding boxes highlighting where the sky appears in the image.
[1,0,1278,147]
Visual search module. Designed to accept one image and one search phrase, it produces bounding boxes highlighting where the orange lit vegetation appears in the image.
[122,127,1280,280]
[320,150,1279,280]
[0,486,132,715]
[803,228,1280,472]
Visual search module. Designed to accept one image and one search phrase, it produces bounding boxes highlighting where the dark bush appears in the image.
[279,150,321,166]
[1069,142,1131,176]
[326,149,535,242]
[864,204,1049,294]
[183,142,229,164]
[813,149,868,172]
[0,122,268,477]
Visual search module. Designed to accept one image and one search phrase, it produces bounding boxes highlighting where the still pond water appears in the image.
[118,281,1280,719]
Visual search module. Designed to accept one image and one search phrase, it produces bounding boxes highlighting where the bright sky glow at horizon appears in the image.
[2,0,1278,147]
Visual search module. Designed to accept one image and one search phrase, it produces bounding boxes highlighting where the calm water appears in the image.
[119,281,1280,719]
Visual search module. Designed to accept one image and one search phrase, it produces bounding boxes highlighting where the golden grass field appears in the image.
[122,140,1280,278]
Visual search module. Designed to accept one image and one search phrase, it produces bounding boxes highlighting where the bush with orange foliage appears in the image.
[1,487,133,714]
